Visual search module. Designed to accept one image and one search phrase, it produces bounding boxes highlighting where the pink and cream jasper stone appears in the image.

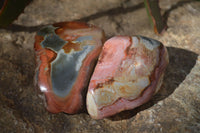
[86,36,169,119]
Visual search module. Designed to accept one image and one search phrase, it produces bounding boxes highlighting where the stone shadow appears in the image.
[109,47,198,121]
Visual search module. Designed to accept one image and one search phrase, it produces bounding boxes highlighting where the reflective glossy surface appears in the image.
[86,36,169,119]
[34,22,105,114]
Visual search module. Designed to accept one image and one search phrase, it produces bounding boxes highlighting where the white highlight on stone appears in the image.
[40,85,47,92]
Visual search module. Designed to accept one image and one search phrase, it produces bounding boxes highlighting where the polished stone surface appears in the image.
[34,22,105,114]
[87,36,169,119]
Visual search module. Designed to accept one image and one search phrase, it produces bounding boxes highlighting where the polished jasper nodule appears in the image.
[34,22,105,114]
[34,22,168,119]
[86,36,169,119]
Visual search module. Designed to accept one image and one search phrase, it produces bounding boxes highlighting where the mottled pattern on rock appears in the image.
[0,0,200,132]
[87,35,168,119]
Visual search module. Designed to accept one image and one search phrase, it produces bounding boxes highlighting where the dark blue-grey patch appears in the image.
[37,25,57,36]
[50,45,94,97]
[139,36,161,50]
[41,34,67,52]
[76,36,92,42]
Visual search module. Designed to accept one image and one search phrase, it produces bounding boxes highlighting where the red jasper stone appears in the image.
[86,36,169,119]
[34,22,105,114]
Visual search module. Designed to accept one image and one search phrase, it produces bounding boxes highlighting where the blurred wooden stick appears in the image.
[144,0,167,35]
